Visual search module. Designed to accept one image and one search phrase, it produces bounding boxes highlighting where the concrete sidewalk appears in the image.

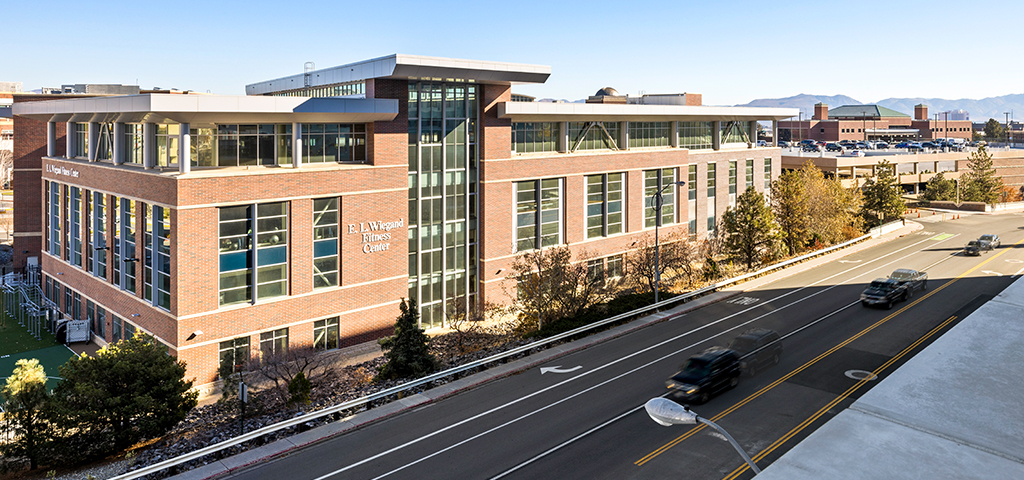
[169,222,924,480]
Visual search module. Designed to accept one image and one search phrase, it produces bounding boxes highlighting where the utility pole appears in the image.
[1006,112,1011,148]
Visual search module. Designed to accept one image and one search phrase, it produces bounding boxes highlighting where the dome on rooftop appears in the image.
[595,87,620,97]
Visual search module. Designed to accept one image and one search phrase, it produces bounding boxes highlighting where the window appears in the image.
[568,122,620,151]
[191,124,296,167]
[124,124,144,165]
[112,196,121,287]
[122,198,136,292]
[86,300,95,334]
[49,182,61,256]
[587,259,604,284]
[74,123,88,158]
[123,321,136,338]
[688,165,697,235]
[219,337,250,375]
[301,124,367,163]
[96,307,105,338]
[607,255,623,278]
[313,198,339,288]
[72,292,81,321]
[516,179,561,251]
[707,163,717,234]
[313,317,339,351]
[628,122,670,148]
[218,202,289,306]
[155,124,179,166]
[729,160,737,196]
[644,169,676,228]
[260,328,288,358]
[513,122,559,154]
[154,206,171,310]
[764,158,772,191]
[586,173,624,239]
[63,185,70,261]
[96,123,113,161]
[144,204,153,302]
[721,122,749,144]
[679,122,713,150]
[746,159,754,189]
[112,315,122,343]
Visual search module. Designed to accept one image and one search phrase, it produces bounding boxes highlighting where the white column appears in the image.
[619,121,628,150]
[87,122,99,161]
[46,122,56,157]
[292,122,303,168]
[66,122,75,158]
[179,122,191,174]
[112,122,125,165]
[558,121,569,152]
[712,121,722,150]
[143,123,156,169]
[772,120,778,146]
[670,121,679,147]
[749,121,758,147]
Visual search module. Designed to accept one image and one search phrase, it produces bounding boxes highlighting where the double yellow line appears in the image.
[636,236,1021,471]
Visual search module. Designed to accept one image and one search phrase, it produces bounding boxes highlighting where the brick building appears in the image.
[13,54,794,386]
[779,103,973,143]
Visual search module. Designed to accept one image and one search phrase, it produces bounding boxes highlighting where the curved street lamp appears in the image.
[644,397,761,474]
[653,181,687,304]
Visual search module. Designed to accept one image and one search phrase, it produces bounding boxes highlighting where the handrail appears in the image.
[113,225,892,479]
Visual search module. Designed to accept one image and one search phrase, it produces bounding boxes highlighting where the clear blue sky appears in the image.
[3,0,1021,106]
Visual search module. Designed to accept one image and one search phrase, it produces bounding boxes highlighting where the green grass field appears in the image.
[0,314,60,357]
[0,313,75,401]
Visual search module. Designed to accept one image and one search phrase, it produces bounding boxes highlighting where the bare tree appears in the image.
[505,246,615,333]
[0,150,12,189]
[624,230,699,293]
[443,297,503,354]
[246,346,337,406]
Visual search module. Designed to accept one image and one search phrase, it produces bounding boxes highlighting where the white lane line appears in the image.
[314,234,961,479]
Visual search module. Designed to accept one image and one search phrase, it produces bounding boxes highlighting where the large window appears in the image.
[516,179,561,251]
[96,123,113,161]
[513,122,559,154]
[124,124,144,165]
[156,125,179,166]
[49,182,60,256]
[191,124,296,167]
[679,122,713,150]
[302,124,366,163]
[568,122,620,151]
[721,121,750,144]
[644,169,676,228]
[746,159,754,189]
[122,198,136,292]
[729,160,738,199]
[313,317,339,351]
[313,198,339,288]
[74,123,88,158]
[586,173,624,239]
[260,328,288,358]
[628,122,670,148]
[112,196,121,288]
[68,187,82,267]
[707,163,717,234]
[688,165,697,235]
[764,158,772,191]
[144,204,154,303]
[154,206,171,310]
[218,202,289,306]
[219,337,250,375]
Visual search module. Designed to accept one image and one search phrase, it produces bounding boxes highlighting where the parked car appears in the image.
[921,142,940,150]
[728,329,783,377]
[799,139,816,147]
[907,142,923,151]
[665,347,741,404]
[757,140,768,147]
[856,142,872,150]
[860,278,913,309]
[979,234,1000,248]
[889,268,928,292]
[839,140,856,147]
[778,140,791,148]
[875,141,889,149]
[895,141,912,148]
[964,240,984,256]
[845,150,866,157]
[802,144,822,152]
[826,143,844,152]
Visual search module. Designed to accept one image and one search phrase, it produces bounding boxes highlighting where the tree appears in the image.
[287,372,311,408]
[983,118,1005,143]
[861,160,905,228]
[376,298,438,381]
[249,345,336,406]
[771,169,810,256]
[921,172,956,203]
[721,186,781,269]
[505,246,615,332]
[801,161,863,244]
[623,230,699,294]
[48,334,197,463]
[0,359,50,471]
[960,145,1002,204]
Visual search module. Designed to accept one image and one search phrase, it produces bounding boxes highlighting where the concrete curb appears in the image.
[167,222,924,480]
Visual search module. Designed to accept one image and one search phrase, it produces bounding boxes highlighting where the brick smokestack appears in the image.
[813,103,828,120]
[915,104,928,121]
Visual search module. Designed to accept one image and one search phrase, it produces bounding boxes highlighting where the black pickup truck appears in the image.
[860,278,911,309]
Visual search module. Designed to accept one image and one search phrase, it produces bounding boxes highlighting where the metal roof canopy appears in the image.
[12,94,399,124]
[246,54,552,95]
[498,102,798,122]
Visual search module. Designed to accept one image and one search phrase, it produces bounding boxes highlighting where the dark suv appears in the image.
[728,329,783,376]
[666,347,741,404]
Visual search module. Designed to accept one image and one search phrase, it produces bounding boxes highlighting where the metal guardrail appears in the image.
[114,225,895,479]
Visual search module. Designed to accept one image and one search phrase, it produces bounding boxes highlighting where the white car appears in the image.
[844,150,866,157]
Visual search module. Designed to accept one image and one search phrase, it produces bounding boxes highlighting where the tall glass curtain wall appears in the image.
[407,82,478,329]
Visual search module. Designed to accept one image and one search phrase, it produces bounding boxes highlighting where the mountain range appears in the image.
[736,94,1024,123]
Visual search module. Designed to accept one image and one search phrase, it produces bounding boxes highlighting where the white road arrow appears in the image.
[981,270,1002,276]
[540,365,583,375]
[838,260,862,264]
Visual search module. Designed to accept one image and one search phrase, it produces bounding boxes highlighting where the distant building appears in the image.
[0,81,23,93]
[509,93,535,102]
[778,103,972,143]
[41,84,140,95]
[946,109,969,121]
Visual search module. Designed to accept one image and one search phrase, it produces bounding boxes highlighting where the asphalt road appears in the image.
[229,213,1024,480]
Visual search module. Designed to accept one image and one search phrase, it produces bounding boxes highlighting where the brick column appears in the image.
[479,84,511,161]
[364,78,408,167]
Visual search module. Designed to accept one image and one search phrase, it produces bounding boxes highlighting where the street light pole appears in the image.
[645,398,762,474]
[653,180,687,304]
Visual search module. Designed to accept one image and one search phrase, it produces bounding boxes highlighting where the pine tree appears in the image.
[771,169,810,256]
[861,159,905,228]
[722,186,781,269]
[983,119,1005,143]
[921,171,956,203]
[0,359,50,471]
[376,299,439,381]
[960,145,1002,204]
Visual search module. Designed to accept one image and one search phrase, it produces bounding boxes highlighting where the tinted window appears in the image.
[729,338,757,353]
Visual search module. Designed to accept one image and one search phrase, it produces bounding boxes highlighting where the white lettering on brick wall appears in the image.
[45,164,80,178]
[348,218,404,254]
